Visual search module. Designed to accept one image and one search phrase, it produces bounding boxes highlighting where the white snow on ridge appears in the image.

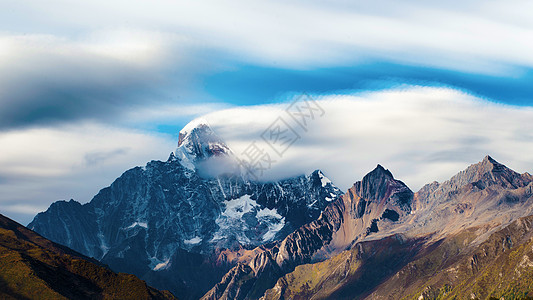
[211,195,286,244]
[221,195,259,219]
[174,148,195,170]
[125,222,148,229]
[184,236,202,245]
[180,117,210,135]
[318,171,332,187]
[153,258,171,271]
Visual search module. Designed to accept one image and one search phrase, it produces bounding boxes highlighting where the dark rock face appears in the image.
[381,209,400,221]
[352,164,413,211]
[29,160,341,299]
[28,122,343,299]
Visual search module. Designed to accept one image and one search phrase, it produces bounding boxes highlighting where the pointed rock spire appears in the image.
[352,165,413,210]
[445,155,527,190]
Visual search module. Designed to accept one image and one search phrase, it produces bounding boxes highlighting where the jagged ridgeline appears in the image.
[204,156,533,300]
[28,118,533,299]
[29,119,343,300]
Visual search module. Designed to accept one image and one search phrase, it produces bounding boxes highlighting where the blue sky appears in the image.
[1,0,533,224]
[206,63,533,106]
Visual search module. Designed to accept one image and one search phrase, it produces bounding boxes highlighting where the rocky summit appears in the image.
[28,119,343,300]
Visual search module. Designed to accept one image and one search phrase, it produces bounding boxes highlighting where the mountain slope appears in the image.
[28,120,343,299]
[203,164,415,299]
[0,213,175,300]
[365,214,533,299]
[262,214,533,300]
[205,156,533,299]
[253,156,533,299]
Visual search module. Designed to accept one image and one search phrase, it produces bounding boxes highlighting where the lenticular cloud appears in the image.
[201,87,533,190]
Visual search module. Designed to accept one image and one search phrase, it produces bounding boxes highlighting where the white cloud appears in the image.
[202,86,533,191]
[3,0,533,73]
[0,123,175,224]
[2,87,533,226]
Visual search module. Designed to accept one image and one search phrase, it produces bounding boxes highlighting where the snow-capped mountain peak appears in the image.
[173,118,233,170]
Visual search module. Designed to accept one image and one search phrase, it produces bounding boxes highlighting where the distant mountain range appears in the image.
[26,119,533,299]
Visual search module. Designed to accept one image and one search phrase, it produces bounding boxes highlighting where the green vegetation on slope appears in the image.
[263,234,428,300]
[403,216,533,300]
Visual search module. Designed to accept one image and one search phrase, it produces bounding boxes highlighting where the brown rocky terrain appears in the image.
[204,156,533,299]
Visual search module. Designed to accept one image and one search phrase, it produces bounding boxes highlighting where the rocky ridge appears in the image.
[203,156,533,299]
[28,120,343,299]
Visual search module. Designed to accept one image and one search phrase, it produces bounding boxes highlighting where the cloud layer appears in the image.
[2,0,533,130]
[4,0,533,71]
[203,87,533,191]
[2,87,532,225]
[0,123,175,224]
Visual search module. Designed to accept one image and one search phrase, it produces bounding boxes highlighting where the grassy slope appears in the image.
[262,234,428,300]
[0,214,176,300]
[398,215,533,300]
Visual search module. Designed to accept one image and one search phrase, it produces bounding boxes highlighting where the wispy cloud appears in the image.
[203,87,533,191]
[4,0,533,72]
[1,0,533,131]
[0,31,217,130]
[0,123,175,224]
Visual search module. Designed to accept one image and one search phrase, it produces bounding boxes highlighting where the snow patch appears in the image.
[184,236,202,245]
[256,207,282,219]
[318,171,332,187]
[221,195,259,219]
[256,207,285,242]
[97,231,109,257]
[153,258,171,271]
[325,192,337,202]
[174,149,195,170]
[262,218,285,241]
[125,222,148,229]
[211,195,285,244]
